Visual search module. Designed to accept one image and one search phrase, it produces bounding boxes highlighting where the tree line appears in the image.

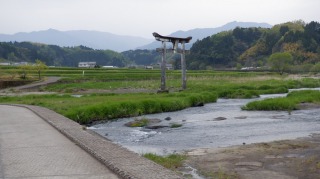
[0,42,129,67]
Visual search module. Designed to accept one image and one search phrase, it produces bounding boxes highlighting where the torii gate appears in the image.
[153,32,192,92]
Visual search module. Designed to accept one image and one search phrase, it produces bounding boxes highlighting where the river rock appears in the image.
[124,118,161,127]
[193,102,204,107]
[235,116,247,119]
[214,117,227,121]
[235,161,263,167]
[145,125,169,129]
[164,117,172,121]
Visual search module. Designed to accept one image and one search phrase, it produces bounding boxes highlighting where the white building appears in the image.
[78,62,96,68]
[0,62,10,66]
[102,66,118,68]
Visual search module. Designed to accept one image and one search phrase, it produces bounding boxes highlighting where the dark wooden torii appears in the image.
[153,32,192,91]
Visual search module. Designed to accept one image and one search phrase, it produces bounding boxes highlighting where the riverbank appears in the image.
[183,134,320,179]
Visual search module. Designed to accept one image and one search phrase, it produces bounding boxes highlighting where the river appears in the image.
[90,88,320,155]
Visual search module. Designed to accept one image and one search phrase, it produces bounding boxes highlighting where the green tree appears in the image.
[19,64,32,79]
[33,59,48,80]
[268,52,293,75]
[236,63,242,70]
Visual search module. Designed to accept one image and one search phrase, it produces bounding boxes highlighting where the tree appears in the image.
[268,52,293,75]
[33,59,48,80]
[19,64,32,79]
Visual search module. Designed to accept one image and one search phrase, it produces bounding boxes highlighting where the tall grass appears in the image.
[65,92,218,124]
[0,92,217,124]
[242,90,320,111]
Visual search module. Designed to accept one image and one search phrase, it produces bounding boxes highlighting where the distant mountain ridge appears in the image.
[0,29,153,52]
[138,21,272,49]
[0,21,272,52]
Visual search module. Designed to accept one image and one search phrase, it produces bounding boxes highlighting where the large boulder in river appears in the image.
[125,118,161,127]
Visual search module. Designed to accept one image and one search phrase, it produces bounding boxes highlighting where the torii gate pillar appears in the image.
[160,41,167,91]
[181,42,187,89]
[153,32,192,91]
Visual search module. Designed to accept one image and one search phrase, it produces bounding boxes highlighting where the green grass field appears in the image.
[1,66,320,124]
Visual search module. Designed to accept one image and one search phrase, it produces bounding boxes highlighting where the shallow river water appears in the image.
[90,88,320,155]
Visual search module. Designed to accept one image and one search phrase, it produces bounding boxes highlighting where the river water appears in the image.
[90,88,320,155]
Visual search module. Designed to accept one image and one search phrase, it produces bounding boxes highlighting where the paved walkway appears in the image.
[0,105,119,179]
[0,105,182,179]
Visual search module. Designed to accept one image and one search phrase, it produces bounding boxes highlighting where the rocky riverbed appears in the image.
[183,134,320,179]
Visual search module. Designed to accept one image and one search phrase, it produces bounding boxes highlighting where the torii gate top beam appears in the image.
[153,32,192,44]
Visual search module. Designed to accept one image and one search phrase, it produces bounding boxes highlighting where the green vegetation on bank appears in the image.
[242,90,320,111]
[143,153,186,170]
[0,91,217,124]
[1,68,320,124]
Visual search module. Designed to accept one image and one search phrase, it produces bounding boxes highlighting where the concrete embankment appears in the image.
[0,104,181,179]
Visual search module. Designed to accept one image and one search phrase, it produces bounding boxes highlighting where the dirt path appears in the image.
[183,134,320,179]
[12,76,61,90]
[0,77,61,95]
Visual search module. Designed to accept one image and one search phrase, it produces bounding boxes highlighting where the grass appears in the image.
[0,92,218,124]
[197,166,239,179]
[143,153,186,170]
[1,67,320,124]
[242,90,320,111]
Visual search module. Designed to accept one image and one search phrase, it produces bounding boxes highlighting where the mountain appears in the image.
[0,29,153,52]
[138,21,272,49]
[188,21,320,70]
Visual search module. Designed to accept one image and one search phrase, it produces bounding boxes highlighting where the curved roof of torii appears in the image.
[153,32,192,43]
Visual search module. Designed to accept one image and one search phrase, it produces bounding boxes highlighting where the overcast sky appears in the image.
[0,0,319,39]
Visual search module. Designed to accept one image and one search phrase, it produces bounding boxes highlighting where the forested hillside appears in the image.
[0,42,129,67]
[189,21,320,70]
[121,50,160,65]
[1,21,319,70]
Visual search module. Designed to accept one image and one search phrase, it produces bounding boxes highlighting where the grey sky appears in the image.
[0,0,319,39]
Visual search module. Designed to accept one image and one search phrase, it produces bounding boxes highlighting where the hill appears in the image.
[138,21,272,50]
[188,20,320,70]
[0,29,153,52]
[0,42,130,67]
